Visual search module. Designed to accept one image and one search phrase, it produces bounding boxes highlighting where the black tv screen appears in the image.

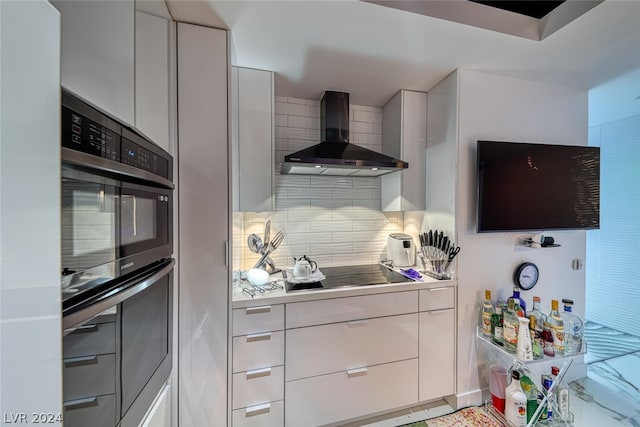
[477,140,600,232]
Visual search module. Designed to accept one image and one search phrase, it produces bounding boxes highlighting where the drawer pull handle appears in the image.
[246,367,272,379]
[347,319,368,327]
[245,403,271,417]
[64,397,98,411]
[246,332,271,342]
[246,306,271,314]
[67,324,99,334]
[429,287,450,292]
[64,355,99,367]
[346,367,368,378]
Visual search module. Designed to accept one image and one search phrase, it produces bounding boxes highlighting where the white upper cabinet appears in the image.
[381,90,427,212]
[53,0,135,125]
[232,66,275,212]
[135,10,170,152]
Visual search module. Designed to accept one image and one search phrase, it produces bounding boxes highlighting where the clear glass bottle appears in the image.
[491,304,504,346]
[551,366,571,421]
[546,299,565,356]
[561,298,583,355]
[503,298,519,354]
[512,287,527,313]
[528,296,546,360]
[482,290,495,337]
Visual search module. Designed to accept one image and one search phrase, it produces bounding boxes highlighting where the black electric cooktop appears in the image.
[285,264,412,292]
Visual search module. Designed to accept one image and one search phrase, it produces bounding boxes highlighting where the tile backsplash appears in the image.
[233,96,406,272]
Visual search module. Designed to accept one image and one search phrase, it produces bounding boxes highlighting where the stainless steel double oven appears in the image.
[61,88,174,427]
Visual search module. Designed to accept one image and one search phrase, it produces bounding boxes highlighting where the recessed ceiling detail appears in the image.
[469,1,565,19]
[364,0,603,40]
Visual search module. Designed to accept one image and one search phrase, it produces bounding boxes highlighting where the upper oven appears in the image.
[61,89,174,314]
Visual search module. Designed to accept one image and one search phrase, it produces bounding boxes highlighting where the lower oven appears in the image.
[63,260,174,427]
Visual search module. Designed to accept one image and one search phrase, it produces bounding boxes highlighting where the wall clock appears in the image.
[514,262,539,290]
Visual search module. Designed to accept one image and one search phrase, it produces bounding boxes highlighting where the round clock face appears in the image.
[515,262,539,290]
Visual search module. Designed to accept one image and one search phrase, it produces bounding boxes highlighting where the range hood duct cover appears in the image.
[281,91,408,177]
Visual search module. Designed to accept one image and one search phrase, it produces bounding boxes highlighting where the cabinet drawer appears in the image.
[232,400,284,427]
[419,287,455,311]
[233,331,284,373]
[233,366,284,410]
[233,304,284,336]
[63,322,116,358]
[286,291,418,329]
[286,313,418,381]
[419,309,455,402]
[63,394,116,427]
[285,358,418,427]
[63,354,116,401]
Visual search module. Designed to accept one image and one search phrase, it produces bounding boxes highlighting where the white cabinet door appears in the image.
[286,313,418,381]
[419,309,455,402]
[285,359,418,427]
[381,90,427,211]
[177,23,229,427]
[232,66,274,212]
[52,0,135,125]
[135,10,170,152]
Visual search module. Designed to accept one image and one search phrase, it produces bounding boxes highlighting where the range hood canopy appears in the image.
[281,91,408,177]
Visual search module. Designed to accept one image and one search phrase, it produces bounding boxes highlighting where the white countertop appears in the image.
[231,269,456,308]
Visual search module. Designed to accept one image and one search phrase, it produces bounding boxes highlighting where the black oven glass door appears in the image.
[119,182,170,261]
[62,165,172,306]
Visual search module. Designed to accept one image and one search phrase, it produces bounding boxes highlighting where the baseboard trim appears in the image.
[452,389,484,409]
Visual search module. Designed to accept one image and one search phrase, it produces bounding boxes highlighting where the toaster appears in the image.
[387,233,416,267]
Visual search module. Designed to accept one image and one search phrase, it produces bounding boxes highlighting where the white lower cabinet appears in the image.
[232,305,285,426]
[232,288,456,426]
[285,359,419,426]
[232,400,284,427]
[418,287,456,402]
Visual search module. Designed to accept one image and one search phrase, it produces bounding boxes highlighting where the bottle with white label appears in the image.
[482,290,495,337]
[552,366,571,421]
[505,370,528,427]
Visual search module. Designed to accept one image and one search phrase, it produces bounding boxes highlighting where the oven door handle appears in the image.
[63,258,175,329]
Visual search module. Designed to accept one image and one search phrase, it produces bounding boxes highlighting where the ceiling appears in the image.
[167,0,640,107]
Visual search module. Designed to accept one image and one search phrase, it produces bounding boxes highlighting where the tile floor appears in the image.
[344,321,640,427]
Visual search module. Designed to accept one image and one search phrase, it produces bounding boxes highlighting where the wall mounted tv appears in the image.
[477,140,600,233]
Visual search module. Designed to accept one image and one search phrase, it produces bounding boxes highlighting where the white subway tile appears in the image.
[275,198,309,210]
[310,129,321,140]
[352,177,380,189]
[353,199,382,209]
[280,221,311,233]
[333,188,374,199]
[350,121,373,133]
[311,221,352,233]
[286,97,319,106]
[288,209,332,222]
[287,187,333,199]
[353,132,382,146]
[310,105,320,118]
[288,139,318,150]
[311,242,353,255]
[277,175,311,188]
[310,175,352,189]
[276,126,312,140]
[275,114,288,127]
[333,209,378,221]
[275,96,288,103]
[288,115,320,130]
[353,110,381,124]
[310,199,352,209]
[352,104,374,112]
[373,122,382,135]
[331,253,371,266]
[287,232,332,245]
[275,102,311,117]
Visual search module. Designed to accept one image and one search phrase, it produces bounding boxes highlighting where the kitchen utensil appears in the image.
[246,268,269,286]
[264,219,271,248]
[247,233,263,253]
[253,231,285,270]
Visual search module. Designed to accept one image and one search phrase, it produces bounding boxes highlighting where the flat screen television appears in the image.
[477,140,600,232]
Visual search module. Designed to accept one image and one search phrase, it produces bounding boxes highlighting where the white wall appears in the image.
[0,1,62,423]
[455,70,589,405]
[235,97,404,271]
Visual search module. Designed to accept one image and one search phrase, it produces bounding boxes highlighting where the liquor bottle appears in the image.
[561,299,584,355]
[512,287,527,313]
[491,303,504,346]
[517,316,533,361]
[546,299,565,356]
[482,290,495,337]
[551,366,571,421]
[541,374,554,423]
[520,372,540,424]
[503,298,519,354]
[528,296,546,360]
[505,370,528,427]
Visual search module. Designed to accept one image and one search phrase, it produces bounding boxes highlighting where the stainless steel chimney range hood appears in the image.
[281,91,408,177]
